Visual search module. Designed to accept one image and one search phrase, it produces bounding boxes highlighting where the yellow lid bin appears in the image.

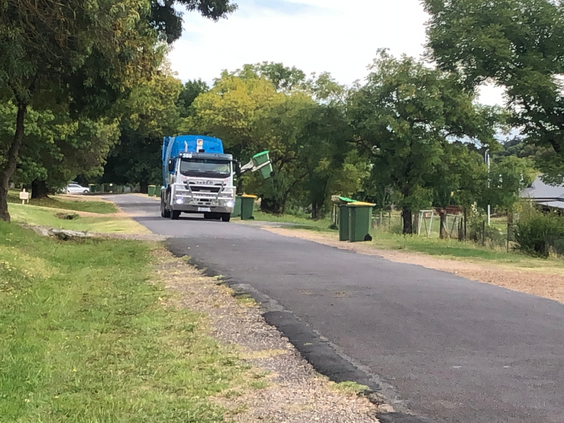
[346,202,375,242]
[239,194,257,220]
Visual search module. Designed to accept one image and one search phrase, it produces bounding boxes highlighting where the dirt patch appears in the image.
[263,228,564,305]
[154,249,381,422]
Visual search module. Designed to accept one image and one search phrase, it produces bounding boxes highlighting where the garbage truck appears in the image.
[160,134,272,221]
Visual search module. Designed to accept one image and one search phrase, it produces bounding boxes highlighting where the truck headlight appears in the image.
[222,188,234,194]
[226,200,234,208]
[175,196,184,205]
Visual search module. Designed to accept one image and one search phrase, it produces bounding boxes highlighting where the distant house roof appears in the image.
[521,176,564,209]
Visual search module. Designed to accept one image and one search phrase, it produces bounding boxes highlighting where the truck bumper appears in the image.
[173,204,234,214]
[168,193,235,214]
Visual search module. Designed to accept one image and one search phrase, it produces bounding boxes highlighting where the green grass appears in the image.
[331,381,370,395]
[8,191,117,214]
[363,228,564,269]
[8,203,147,234]
[251,210,564,268]
[0,222,248,422]
[250,211,336,232]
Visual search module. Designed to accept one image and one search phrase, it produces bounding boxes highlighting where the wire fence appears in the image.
[370,209,521,252]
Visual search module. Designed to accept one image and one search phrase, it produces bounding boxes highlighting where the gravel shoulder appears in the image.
[154,249,381,422]
[261,227,564,305]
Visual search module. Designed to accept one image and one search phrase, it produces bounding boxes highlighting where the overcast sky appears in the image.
[168,0,503,105]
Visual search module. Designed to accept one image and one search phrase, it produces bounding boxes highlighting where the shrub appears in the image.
[514,204,564,258]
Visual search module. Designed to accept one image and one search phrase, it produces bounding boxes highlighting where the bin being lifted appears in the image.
[239,151,274,179]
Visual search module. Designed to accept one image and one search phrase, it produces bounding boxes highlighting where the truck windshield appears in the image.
[180,158,231,178]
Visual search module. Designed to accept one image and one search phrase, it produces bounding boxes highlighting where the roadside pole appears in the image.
[485,149,490,226]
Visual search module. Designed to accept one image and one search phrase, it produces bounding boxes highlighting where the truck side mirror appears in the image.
[234,161,241,176]
[168,159,174,172]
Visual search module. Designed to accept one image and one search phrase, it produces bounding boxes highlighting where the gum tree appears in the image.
[424,0,564,180]
[348,51,498,234]
[0,0,162,221]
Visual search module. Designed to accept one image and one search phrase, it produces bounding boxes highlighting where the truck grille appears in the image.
[190,186,221,193]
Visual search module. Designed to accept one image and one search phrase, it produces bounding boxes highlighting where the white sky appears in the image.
[168,0,504,106]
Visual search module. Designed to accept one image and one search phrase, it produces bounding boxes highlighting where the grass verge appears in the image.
[250,211,336,232]
[366,230,564,269]
[0,221,248,422]
[8,191,117,214]
[251,211,564,269]
[8,203,148,234]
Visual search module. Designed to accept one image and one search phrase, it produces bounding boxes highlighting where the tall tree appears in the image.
[348,52,498,234]
[177,79,210,118]
[0,0,162,221]
[9,107,120,198]
[103,73,182,192]
[424,0,564,180]
[150,0,236,43]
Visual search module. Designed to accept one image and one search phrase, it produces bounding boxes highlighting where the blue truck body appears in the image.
[162,135,224,188]
[160,134,236,221]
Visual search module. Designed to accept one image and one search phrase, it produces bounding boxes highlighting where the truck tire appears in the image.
[161,196,170,218]
[221,213,231,222]
[171,210,181,220]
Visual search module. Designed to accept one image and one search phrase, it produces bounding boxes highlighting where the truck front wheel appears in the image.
[221,213,231,222]
[171,210,181,220]
[161,195,170,218]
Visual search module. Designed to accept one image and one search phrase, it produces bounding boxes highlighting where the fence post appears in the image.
[482,221,486,246]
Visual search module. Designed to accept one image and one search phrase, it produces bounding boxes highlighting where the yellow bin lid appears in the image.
[347,201,375,207]
[241,194,258,199]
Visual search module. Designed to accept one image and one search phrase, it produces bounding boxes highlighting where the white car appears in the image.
[65,184,90,194]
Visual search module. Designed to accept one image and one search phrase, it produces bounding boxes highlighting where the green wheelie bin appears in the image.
[347,202,375,242]
[233,195,242,217]
[251,151,273,179]
[338,204,350,241]
[240,194,257,220]
[148,185,156,197]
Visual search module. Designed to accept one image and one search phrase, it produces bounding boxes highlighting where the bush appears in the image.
[514,205,564,258]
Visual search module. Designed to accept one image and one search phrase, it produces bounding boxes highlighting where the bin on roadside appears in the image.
[233,195,242,217]
[338,205,350,241]
[347,202,375,242]
[148,185,156,197]
[88,184,96,193]
[252,151,274,179]
[240,194,257,220]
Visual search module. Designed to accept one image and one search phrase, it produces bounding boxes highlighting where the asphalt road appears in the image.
[110,195,564,423]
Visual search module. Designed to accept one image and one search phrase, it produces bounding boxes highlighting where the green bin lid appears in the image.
[252,151,270,158]
[338,196,355,203]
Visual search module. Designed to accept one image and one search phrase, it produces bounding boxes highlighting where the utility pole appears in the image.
[485,149,490,226]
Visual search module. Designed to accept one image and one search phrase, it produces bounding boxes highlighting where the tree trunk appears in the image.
[0,104,27,222]
[140,180,148,194]
[312,203,321,220]
[402,206,413,235]
[439,211,447,239]
[463,208,467,239]
[31,180,49,199]
[280,189,291,215]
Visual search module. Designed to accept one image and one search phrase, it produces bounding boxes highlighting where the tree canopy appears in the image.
[348,52,500,233]
[0,0,236,221]
[423,0,564,179]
